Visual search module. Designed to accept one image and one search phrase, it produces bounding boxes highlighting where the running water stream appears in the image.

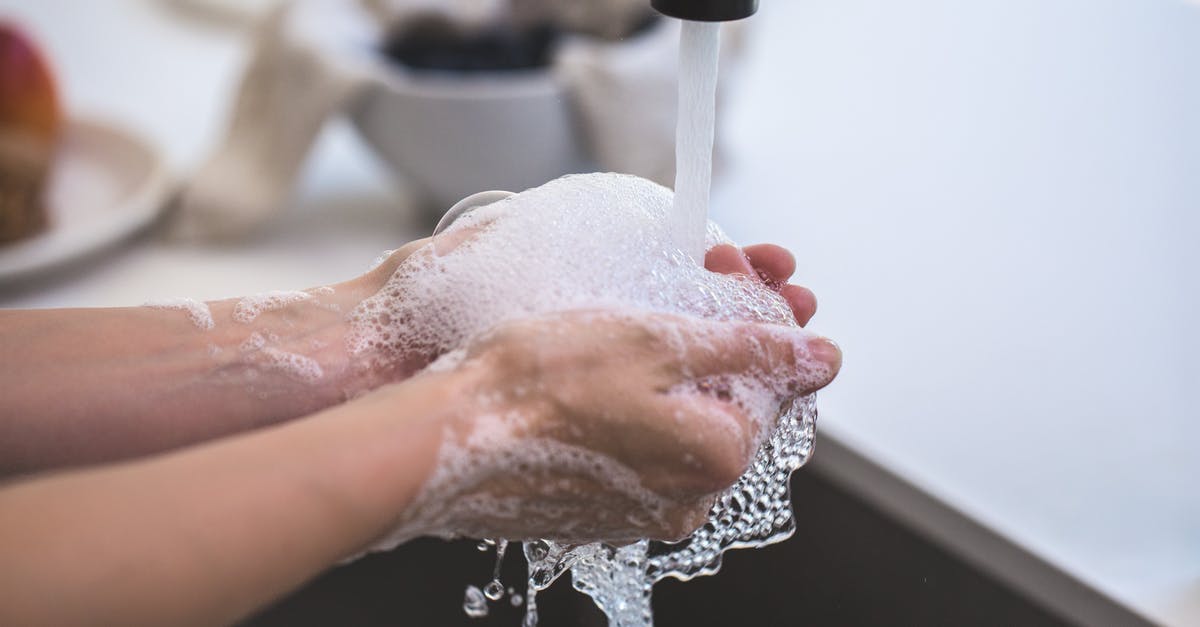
[671,21,722,262]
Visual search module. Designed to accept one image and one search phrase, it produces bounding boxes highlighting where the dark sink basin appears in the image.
[241,438,1135,627]
[243,432,1152,624]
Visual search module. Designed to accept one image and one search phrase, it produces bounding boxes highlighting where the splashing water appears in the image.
[460,395,816,626]
[505,396,815,627]
[463,585,489,618]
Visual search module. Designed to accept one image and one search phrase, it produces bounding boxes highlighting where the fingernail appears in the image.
[737,252,755,275]
[807,337,842,370]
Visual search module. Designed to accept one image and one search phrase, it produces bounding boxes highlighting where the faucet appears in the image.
[651,0,758,21]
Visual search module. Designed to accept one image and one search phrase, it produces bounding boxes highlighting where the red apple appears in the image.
[0,22,61,242]
[0,21,61,141]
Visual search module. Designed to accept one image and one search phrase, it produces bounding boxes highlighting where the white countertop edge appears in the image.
[808,431,1159,627]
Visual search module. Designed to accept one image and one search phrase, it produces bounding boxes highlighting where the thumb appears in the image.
[677,318,841,396]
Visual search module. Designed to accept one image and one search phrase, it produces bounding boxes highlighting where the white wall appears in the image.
[713,0,1199,621]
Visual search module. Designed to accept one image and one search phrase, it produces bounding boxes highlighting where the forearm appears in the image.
[0,369,464,627]
[0,280,388,475]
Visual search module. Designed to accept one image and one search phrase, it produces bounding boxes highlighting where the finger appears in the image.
[368,215,496,284]
[392,238,429,261]
[743,244,796,284]
[433,220,491,256]
[780,284,817,326]
[363,237,431,283]
[674,318,841,395]
[704,244,754,276]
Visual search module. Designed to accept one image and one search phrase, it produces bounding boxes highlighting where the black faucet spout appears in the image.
[651,0,758,22]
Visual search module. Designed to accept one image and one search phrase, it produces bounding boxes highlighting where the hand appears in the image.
[341,237,822,379]
[706,243,818,326]
[247,235,829,445]
[395,309,841,543]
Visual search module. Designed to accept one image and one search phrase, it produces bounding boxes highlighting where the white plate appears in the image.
[0,118,172,283]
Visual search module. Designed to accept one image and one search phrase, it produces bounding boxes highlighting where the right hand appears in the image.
[400,309,841,543]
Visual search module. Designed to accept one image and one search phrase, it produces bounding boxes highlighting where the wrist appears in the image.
[197,282,366,418]
[194,241,435,426]
[202,270,436,416]
[308,363,489,550]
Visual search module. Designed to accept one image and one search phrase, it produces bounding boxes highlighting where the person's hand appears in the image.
[337,238,823,387]
[363,240,817,325]
[706,243,818,326]
[395,309,841,543]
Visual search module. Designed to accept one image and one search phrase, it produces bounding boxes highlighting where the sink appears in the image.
[242,448,1109,627]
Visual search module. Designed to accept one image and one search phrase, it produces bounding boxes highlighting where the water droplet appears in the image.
[527,540,549,562]
[484,580,504,601]
[493,539,508,580]
[463,585,488,618]
[522,587,539,627]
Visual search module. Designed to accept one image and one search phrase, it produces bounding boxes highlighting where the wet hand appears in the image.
[405,310,841,543]
[705,243,818,326]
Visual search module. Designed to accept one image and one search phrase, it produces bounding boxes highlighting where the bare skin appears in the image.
[0,240,815,475]
[0,238,425,475]
[0,240,839,626]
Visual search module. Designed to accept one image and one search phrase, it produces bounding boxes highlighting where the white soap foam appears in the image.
[232,290,314,324]
[260,346,324,383]
[235,329,325,384]
[348,173,828,626]
[347,174,807,370]
[240,332,267,353]
[144,298,215,331]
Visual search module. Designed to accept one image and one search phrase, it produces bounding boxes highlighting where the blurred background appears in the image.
[0,0,1196,625]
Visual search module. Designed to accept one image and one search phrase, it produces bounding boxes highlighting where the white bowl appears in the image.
[350,63,590,211]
